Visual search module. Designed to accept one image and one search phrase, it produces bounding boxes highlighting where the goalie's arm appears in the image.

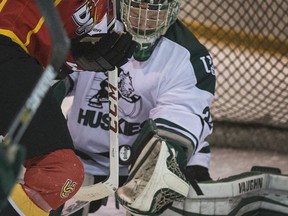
[51,75,74,105]
[157,127,194,162]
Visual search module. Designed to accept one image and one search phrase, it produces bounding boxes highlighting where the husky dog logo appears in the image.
[88,69,142,118]
[118,70,141,103]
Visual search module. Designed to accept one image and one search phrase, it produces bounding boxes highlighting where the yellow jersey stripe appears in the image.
[0,0,63,51]
[0,0,8,12]
[9,184,49,216]
[0,29,28,53]
[24,17,45,47]
[24,0,62,48]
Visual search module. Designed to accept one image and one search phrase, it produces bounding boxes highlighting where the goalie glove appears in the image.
[70,31,137,72]
[116,120,190,215]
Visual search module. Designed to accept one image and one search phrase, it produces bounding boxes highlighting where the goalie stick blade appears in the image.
[60,198,90,216]
[73,180,116,201]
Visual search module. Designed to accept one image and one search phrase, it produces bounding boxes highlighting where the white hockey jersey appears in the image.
[66,20,215,176]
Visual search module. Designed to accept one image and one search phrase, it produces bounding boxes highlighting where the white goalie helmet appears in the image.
[120,0,181,61]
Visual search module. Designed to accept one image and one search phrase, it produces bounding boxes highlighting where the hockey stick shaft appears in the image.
[2,0,69,163]
[73,67,119,201]
[107,66,120,188]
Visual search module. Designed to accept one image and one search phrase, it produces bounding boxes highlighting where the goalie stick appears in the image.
[70,0,120,202]
[60,68,120,215]
[1,0,70,163]
[73,67,119,202]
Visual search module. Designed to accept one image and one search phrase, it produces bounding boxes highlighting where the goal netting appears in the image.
[179,0,288,152]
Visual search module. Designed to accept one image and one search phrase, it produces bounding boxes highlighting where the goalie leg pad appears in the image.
[116,134,189,215]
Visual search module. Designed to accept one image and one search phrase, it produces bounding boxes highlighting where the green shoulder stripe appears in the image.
[165,20,216,95]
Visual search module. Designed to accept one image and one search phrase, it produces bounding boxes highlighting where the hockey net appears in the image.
[179,0,288,152]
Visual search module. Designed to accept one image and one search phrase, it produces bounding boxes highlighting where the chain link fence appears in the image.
[179,0,288,152]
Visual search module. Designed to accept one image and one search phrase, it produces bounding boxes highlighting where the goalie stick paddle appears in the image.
[1,0,70,163]
[73,67,119,202]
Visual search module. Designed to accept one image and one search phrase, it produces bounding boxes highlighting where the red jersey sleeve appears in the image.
[0,0,107,67]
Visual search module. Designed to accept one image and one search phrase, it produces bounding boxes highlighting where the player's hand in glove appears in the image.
[0,141,25,209]
[71,31,137,72]
[116,120,191,215]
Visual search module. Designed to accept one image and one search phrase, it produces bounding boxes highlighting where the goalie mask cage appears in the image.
[179,0,288,152]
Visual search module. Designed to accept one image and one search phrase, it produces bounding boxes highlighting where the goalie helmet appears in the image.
[120,0,181,61]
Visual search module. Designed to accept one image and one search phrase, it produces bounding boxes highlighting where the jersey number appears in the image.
[200,55,215,75]
[203,106,213,130]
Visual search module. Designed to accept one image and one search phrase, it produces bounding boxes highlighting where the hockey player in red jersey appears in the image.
[0,0,136,215]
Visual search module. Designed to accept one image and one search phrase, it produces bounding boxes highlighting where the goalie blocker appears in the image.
[116,119,194,215]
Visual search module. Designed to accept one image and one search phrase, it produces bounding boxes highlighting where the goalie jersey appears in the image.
[66,20,216,176]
